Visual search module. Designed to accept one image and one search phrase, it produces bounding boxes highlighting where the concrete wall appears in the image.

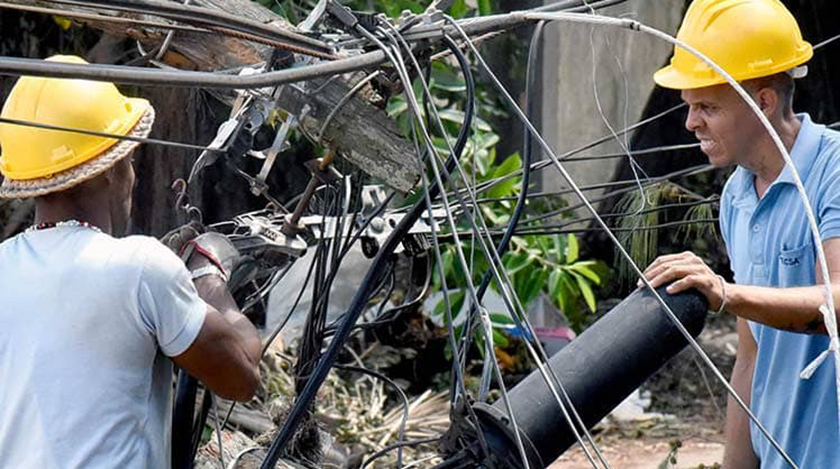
[540,2,686,211]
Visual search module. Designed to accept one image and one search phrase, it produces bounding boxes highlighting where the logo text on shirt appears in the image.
[780,256,800,266]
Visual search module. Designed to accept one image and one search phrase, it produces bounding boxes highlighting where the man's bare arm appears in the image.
[722,318,759,469]
[172,257,262,401]
[642,239,840,334]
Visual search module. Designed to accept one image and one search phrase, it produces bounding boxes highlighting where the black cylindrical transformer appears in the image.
[471,286,708,468]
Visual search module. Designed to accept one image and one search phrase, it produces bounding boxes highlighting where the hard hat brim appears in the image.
[653,64,727,91]
[654,45,814,91]
[0,106,155,199]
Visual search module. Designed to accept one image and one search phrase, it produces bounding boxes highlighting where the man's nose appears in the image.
[685,107,701,133]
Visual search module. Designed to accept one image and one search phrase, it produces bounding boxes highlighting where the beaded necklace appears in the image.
[25,220,103,234]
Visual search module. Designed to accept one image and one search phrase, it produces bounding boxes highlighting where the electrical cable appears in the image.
[451,21,611,467]
[361,437,442,469]
[0,3,636,90]
[0,51,389,89]
[0,116,223,153]
[0,2,210,34]
[379,20,603,468]
[335,365,412,468]
[43,0,333,56]
[442,102,688,200]
[513,164,713,226]
[379,27,537,467]
[387,18,615,466]
[563,142,700,162]
[530,0,629,13]
[257,24,477,467]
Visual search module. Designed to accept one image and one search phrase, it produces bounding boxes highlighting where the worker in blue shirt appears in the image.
[642,0,840,468]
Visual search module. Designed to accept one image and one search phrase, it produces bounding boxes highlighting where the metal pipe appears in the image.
[471,287,708,468]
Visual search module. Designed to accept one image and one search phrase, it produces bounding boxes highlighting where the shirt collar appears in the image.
[774,113,823,186]
[732,113,823,206]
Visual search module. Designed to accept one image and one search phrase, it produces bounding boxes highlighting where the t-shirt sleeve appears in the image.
[818,153,840,241]
[719,174,735,261]
[137,239,207,357]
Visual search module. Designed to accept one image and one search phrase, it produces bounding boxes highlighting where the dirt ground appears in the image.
[551,438,724,468]
[549,315,737,469]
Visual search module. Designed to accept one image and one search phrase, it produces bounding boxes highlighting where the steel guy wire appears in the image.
[509,219,719,237]
[563,142,700,162]
[212,395,226,469]
[455,102,689,199]
[814,31,840,50]
[518,198,718,231]
[43,0,331,53]
[0,2,210,34]
[382,23,610,469]
[477,182,715,208]
[0,116,223,153]
[377,28,537,469]
[434,163,713,220]
[364,25,534,469]
[517,164,714,226]
[584,8,649,219]
[455,12,801,468]
[414,129,491,459]
[443,20,613,466]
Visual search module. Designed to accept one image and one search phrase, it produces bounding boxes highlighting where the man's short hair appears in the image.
[743,72,795,114]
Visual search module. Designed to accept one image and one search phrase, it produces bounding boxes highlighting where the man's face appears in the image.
[681,84,764,168]
[109,155,136,236]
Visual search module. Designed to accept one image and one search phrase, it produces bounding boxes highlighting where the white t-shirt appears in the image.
[0,226,207,468]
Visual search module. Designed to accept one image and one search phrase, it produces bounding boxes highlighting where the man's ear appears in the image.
[102,157,130,186]
[753,87,779,118]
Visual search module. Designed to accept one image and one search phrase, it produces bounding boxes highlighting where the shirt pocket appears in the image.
[777,243,815,287]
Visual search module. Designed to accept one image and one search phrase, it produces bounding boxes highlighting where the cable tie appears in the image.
[800,305,840,380]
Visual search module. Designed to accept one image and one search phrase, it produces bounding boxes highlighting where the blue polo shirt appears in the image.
[720,114,840,468]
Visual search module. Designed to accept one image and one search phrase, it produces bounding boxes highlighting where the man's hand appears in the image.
[639,251,726,311]
[161,221,204,256]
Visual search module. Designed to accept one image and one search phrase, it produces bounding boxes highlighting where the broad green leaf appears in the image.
[493,329,509,348]
[503,251,531,277]
[386,98,407,117]
[555,271,578,315]
[447,0,470,19]
[435,290,466,319]
[548,269,562,299]
[438,109,493,132]
[431,62,467,92]
[553,234,567,263]
[520,267,549,306]
[569,262,601,285]
[485,154,522,200]
[475,132,501,150]
[566,233,579,263]
[489,313,514,325]
[571,272,597,313]
[478,0,493,15]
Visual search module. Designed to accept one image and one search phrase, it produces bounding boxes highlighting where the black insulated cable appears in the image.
[258,24,476,469]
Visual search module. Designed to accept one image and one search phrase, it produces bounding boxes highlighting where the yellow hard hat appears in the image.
[0,55,150,181]
[654,0,813,90]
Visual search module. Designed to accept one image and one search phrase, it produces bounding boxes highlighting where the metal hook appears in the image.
[171,178,204,225]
